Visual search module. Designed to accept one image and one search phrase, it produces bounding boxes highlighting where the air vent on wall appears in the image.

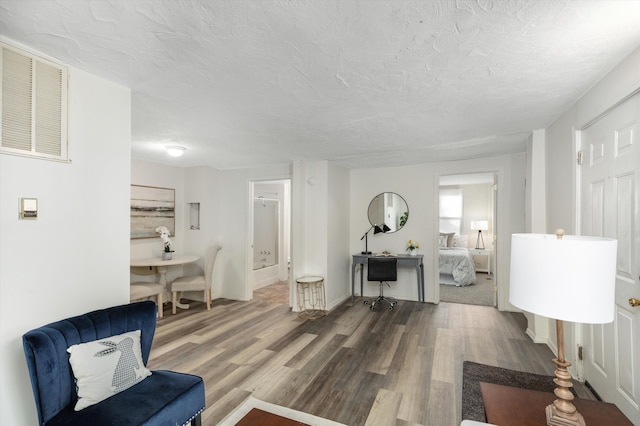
[1,42,68,161]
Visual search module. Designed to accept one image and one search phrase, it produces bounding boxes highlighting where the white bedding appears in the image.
[439,247,476,286]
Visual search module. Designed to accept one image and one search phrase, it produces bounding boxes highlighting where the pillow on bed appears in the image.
[438,235,447,247]
[439,232,455,247]
[452,234,468,248]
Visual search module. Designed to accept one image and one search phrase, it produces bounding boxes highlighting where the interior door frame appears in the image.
[433,170,501,307]
[247,178,293,306]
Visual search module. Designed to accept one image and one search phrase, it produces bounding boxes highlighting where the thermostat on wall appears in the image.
[20,198,38,220]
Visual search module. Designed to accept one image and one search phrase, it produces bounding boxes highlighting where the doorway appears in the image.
[250,179,291,305]
[437,173,497,307]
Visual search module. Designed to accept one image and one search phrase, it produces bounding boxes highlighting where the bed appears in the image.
[439,233,476,286]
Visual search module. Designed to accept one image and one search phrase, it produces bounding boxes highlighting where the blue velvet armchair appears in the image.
[22,301,205,426]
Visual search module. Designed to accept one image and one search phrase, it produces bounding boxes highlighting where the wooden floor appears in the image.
[149,297,593,426]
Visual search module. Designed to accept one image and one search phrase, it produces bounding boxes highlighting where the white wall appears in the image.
[0,65,131,425]
[522,129,550,344]
[290,161,329,302]
[327,162,351,308]
[130,161,222,293]
[545,46,640,372]
[289,160,351,311]
[131,160,186,281]
[462,183,493,249]
[183,166,223,277]
[351,153,526,309]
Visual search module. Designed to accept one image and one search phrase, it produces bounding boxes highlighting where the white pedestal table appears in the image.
[131,255,200,310]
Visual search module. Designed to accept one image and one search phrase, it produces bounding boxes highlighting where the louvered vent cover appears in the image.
[1,43,68,161]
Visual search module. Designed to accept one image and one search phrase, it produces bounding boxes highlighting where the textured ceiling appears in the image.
[2,1,640,169]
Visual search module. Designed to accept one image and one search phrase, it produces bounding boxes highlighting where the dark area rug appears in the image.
[461,361,576,422]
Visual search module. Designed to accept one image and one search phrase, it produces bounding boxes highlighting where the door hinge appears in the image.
[577,151,583,165]
[578,345,583,360]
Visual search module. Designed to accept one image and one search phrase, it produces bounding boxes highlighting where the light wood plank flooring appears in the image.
[150,298,593,426]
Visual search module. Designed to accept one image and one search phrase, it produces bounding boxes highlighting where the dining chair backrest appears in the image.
[204,244,223,289]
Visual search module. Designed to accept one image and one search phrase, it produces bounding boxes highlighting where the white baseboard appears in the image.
[525,327,548,344]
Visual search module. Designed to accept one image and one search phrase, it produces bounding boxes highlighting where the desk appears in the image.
[480,382,632,426]
[131,255,200,310]
[352,254,425,302]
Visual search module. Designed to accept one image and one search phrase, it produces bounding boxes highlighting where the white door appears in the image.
[581,92,640,424]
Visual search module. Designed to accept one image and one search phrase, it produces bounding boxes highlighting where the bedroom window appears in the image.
[1,42,69,162]
[439,187,463,234]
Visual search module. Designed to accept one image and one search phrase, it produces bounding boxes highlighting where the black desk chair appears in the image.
[365,257,398,310]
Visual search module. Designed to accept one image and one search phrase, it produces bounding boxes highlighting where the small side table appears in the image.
[480,382,632,426]
[296,276,327,320]
[469,249,491,274]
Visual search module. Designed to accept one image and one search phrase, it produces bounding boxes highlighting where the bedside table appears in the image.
[469,249,491,274]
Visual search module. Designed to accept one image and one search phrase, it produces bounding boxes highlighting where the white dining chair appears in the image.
[130,266,164,318]
[170,244,222,314]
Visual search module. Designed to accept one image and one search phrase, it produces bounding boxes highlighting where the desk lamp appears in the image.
[509,230,617,426]
[471,220,489,249]
[361,224,384,254]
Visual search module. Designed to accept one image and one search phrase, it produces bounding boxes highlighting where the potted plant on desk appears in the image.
[406,239,419,256]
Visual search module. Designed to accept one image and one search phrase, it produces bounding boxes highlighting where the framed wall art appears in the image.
[130,184,175,239]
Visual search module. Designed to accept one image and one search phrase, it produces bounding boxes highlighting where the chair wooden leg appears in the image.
[172,291,177,314]
[157,292,163,318]
[206,289,211,310]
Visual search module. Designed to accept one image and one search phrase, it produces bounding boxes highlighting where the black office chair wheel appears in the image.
[364,300,369,306]
[370,305,376,311]
[389,305,394,310]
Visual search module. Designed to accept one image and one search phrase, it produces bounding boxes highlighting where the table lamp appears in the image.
[509,229,617,426]
[361,224,384,255]
[471,220,489,249]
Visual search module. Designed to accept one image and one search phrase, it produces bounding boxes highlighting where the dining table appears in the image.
[130,255,200,310]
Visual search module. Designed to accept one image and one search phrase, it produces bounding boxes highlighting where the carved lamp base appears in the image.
[546,402,586,426]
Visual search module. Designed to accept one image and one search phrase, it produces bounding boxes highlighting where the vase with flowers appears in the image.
[156,226,174,260]
[406,239,419,256]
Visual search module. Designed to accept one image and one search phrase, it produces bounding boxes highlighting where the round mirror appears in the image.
[367,192,409,233]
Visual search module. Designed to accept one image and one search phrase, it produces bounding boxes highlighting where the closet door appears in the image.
[581,92,640,424]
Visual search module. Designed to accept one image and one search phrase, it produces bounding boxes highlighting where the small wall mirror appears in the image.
[367,192,409,233]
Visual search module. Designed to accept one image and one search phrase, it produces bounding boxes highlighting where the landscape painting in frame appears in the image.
[131,185,175,239]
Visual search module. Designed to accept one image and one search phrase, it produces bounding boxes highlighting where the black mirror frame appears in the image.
[367,192,409,234]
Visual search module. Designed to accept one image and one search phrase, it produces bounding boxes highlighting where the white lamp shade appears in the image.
[509,233,617,324]
[470,220,488,231]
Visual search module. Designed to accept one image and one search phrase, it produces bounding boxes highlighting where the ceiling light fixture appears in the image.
[165,146,186,157]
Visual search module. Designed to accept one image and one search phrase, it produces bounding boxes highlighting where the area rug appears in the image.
[218,396,346,426]
[461,361,575,422]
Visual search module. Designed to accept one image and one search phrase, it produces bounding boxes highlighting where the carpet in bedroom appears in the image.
[440,272,494,306]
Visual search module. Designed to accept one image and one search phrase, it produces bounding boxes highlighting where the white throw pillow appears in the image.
[67,330,152,411]
[438,235,447,247]
[453,234,468,248]
[439,232,455,247]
